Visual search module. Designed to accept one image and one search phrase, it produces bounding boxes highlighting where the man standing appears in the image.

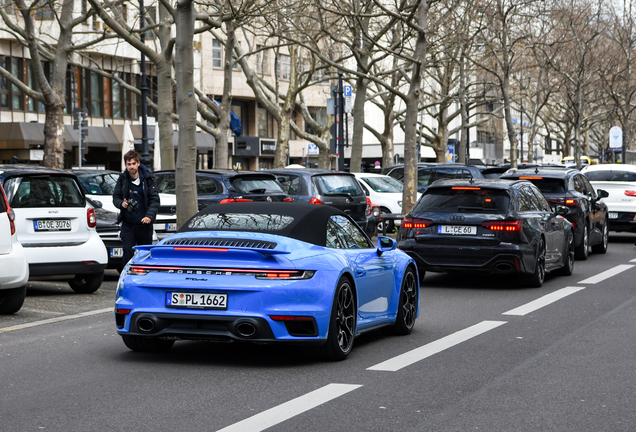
[113,150,160,266]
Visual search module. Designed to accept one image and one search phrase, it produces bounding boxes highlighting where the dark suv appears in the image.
[383,163,500,193]
[500,167,609,260]
[266,168,373,234]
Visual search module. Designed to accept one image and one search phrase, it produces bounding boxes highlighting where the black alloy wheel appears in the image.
[524,238,546,288]
[575,224,589,260]
[389,268,418,335]
[556,231,575,276]
[591,219,609,254]
[312,277,356,361]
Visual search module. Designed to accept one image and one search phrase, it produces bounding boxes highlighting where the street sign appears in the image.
[609,126,622,149]
[343,85,352,97]
[345,96,352,113]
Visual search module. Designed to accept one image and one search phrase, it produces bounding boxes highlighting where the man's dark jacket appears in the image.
[112,164,160,224]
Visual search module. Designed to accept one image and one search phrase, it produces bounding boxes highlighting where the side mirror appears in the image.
[597,189,609,198]
[554,204,569,216]
[377,236,397,256]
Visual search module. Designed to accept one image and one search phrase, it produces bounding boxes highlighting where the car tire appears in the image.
[68,271,104,294]
[524,238,546,288]
[0,286,26,314]
[575,224,589,260]
[591,219,609,254]
[121,335,175,352]
[555,231,575,276]
[388,267,418,335]
[311,277,356,361]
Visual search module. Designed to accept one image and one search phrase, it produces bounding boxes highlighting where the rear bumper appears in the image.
[0,242,29,289]
[400,240,529,274]
[607,212,636,232]
[24,231,108,276]
[30,261,107,277]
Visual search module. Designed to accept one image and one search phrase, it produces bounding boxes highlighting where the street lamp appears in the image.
[139,0,152,169]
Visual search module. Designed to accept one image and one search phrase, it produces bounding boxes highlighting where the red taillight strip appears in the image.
[402,217,432,229]
[519,176,543,180]
[483,220,523,232]
[127,265,315,279]
[452,187,481,190]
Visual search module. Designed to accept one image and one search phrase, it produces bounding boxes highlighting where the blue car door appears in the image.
[327,215,397,319]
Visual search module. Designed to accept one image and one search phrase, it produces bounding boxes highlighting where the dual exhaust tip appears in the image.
[136,316,258,338]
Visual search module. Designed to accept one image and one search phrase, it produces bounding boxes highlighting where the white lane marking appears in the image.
[215,383,362,432]
[367,320,507,372]
[20,308,65,316]
[0,308,112,333]
[503,286,586,316]
[578,264,634,284]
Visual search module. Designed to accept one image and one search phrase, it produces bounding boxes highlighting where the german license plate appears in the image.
[166,223,177,231]
[166,292,227,310]
[110,247,123,258]
[609,212,618,219]
[438,225,477,235]
[34,219,71,231]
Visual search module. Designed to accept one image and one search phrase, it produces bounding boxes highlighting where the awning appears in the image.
[0,122,45,148]
[172,131,216,151]
[64,125,121,152]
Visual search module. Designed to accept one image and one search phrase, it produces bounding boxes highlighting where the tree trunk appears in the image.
[157,4,175,170]
[174,0,198,227]
[401,0,428,214]
[350,76,368,173]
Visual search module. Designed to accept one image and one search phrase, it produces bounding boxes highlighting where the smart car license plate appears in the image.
[34,219,71,231]
[438,225,477,235]
[609,212,619,219]
[110,247,123,258]
[166,223,177,231]
[166,292,227,310]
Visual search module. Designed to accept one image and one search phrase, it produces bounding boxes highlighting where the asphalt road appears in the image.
[2,233,636,431]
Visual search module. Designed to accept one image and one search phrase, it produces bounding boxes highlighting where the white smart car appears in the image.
[353,172,421,232]
[582,164,636,232]
[0,183,28,313]
[0,166,108,293]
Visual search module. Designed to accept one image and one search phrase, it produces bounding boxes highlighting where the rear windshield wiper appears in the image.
[323,192,353,198]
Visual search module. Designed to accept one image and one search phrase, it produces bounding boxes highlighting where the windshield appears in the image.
[76,172,119,195]
[360,176,403,193]
[4,175,84,208]
[584,170,636,182]
[230,176,284,194]
[313,175,364,196]
[186,213,293,231]
[414,188,510,213]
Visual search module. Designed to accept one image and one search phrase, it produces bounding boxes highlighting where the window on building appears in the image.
[0,57,8,108]
[144,7,156,40]
[34,0,55,20]
[258,104,274,138]
[112,73,122,118]
[212,40,222,69]
[256,45,269,75]
[10,57,22,110]
[305,107,326,136]
[277,54,291,81]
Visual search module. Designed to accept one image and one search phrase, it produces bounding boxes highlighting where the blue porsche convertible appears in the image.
[115,202,419,360]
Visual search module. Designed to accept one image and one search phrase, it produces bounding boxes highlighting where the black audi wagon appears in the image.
[397,179,575,287]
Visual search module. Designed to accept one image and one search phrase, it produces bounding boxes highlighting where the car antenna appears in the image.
[535,167,539,174]
[469,177,474,184]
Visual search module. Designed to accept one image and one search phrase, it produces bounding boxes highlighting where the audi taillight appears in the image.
[219,198,253,204]
[309,197,323,205]
[565,199,578,206]
[483,220,523,232]
[625,191,636,197]
[87,208,97,228]
[402,217,432,229]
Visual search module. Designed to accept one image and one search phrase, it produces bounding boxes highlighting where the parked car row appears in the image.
[0,165,108,314]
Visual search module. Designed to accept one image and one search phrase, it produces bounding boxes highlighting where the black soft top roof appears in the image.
[179,201,348,246]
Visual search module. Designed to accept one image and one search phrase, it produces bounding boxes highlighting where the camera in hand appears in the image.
[126,198,139,212]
